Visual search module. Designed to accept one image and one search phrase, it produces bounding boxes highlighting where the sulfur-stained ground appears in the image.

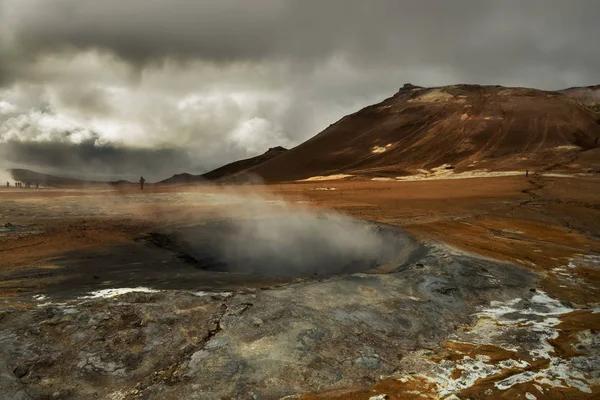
[0,174,598,399]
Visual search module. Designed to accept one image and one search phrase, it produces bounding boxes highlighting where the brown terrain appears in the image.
[242,84,600,181]
[1,84,599,399]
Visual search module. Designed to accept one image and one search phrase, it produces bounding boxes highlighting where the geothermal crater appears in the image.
[147,214,421,277]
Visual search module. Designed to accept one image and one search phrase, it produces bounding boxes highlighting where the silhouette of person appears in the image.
[139,176,146,190]
[36,182,39,189]
[526,169,529,177]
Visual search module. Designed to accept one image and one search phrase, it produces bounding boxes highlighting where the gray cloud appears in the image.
[0,0,599,179]
[0,139,199,182]
[5,0,598,79]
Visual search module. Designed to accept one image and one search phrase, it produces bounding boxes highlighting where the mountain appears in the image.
[7,169,133,186]
[239,84,600,182]
[159,146,288,184]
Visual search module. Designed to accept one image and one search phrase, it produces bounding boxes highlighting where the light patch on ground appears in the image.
[80,287,160,299]
[408,90,456,103]
[429,355,505,395]
[394,166,523,181]
[372,143,393,154]
[483,116,504,120]
[371,177,396,181]
[550,254,600,290]
[300,174,353,182]
[191,291,232,298]
[312,187,337,191]
[541,173,586,178]
[552,145,581,151]
[401,291,598,397]
[502,229,525,234]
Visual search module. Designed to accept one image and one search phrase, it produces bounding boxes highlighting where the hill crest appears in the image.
[239,84,600,182]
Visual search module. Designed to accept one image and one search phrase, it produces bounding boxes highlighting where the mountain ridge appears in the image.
[235,83,600,182]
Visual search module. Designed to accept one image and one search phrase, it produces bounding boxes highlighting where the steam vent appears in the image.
[147,215,422,277]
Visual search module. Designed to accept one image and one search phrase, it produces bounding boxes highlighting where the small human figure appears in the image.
[36,182,39,189]
[139,176,146,190]
[5,181,8,188]
[525,169,529,177]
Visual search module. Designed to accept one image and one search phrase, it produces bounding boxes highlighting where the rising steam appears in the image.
[161,193,417,276]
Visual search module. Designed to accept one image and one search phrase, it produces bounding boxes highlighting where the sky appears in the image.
[0,0,599,181]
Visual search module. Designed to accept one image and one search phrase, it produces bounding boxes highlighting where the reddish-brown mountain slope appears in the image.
[243,84,600,182]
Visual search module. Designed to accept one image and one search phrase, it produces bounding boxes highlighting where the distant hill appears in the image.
[7,169,133,186]
[560,85,600,113]
[240,84,600,182]
[159,146,288,184]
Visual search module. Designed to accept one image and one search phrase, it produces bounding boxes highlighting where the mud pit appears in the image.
[147,216,421,277]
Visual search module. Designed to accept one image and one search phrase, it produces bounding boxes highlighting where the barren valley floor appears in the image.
[0,175,599,399]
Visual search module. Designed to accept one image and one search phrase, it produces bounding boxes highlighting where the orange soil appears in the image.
[1,175,599,398]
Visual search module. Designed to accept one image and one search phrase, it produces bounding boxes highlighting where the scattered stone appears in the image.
[13,364,29,379]
[4,222,12,228]
[437,286,459,296]
[225,303,252,316]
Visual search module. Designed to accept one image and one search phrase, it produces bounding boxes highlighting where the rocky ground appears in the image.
[0,175,599,399]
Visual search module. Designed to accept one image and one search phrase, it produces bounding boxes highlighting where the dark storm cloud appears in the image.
[1,0,599,179]
[5,0,600,84]
[0,138,199,182]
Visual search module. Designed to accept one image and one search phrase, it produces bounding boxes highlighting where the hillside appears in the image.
[240,84,600,182]
[159,146,287,184]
